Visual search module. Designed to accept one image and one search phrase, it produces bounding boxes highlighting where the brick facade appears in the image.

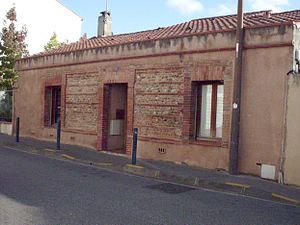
[14,18,295,174]
[133,62,233,148]
[65,72,100,132]
[38,60,232,156]
[134,67,185,141]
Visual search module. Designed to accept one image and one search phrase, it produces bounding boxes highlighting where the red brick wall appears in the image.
[134,67,184,141]
[96,67,136,154]
[39,61,232,154]
[132,62,233,148]
[64,72,100,133]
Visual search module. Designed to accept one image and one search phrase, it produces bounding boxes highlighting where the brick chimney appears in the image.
[98,10,112,37]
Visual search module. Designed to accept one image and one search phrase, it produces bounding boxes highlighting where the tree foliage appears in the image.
[0,6,28,90]
[0,91,12,121]
[44,32,67,51]
[0,6,28,121]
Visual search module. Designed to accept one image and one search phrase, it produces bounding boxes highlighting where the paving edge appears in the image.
[272,193,299,204]
[61,154,75,160]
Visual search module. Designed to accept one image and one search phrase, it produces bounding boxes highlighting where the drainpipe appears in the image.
[278,69,288,184]
[229,0,244,175]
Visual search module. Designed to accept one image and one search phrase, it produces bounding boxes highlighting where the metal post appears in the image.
[56,118,61,150]
[229,0,244,175]
[132,128,138,165]
[16,117,20,142]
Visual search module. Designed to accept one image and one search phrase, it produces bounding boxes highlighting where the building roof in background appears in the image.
[29,9,300,58]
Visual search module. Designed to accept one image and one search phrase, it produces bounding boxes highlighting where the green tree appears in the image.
[44,32,67,51]
[0,6,28,121]
[0,6,28,90]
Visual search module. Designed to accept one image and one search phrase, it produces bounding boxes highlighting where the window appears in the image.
[194,82,224,139]
[44,86,61,126]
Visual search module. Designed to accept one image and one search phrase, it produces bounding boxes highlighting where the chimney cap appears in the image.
[101,10,111,16]
[264,10,272,18]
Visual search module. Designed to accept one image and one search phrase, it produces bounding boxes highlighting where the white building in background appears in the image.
[0,0,82,54]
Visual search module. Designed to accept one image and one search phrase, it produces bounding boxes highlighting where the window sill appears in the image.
[190,138,222,147]
[44,124,58,129]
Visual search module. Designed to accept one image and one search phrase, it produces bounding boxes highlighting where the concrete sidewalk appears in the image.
[1,134,300,206]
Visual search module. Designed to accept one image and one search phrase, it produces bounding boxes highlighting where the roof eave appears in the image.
[16,21,296,63]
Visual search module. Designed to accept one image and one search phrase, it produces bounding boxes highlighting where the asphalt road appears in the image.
[1,146,300,225]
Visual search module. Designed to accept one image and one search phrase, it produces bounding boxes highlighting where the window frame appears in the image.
[194,81,224,140]
[44,86,61,127]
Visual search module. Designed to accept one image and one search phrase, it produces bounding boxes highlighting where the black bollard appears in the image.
[132,128,138,165]
[56,118,61,150]
[16,117,20,142]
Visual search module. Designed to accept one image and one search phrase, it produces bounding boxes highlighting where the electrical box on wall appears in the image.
[260,164,276,180]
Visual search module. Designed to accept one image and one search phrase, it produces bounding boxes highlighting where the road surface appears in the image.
[1,146,299,225]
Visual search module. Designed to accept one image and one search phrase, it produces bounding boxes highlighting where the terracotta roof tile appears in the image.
[31,9,300,58]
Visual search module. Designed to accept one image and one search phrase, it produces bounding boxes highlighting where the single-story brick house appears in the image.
[14,10,300,185]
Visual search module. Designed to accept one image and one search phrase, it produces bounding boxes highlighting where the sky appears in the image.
[59,0,300,38]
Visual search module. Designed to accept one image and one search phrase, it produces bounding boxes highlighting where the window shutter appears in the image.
[44,87,52,126]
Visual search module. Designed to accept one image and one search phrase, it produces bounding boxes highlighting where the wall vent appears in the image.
[158,148,167,154]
